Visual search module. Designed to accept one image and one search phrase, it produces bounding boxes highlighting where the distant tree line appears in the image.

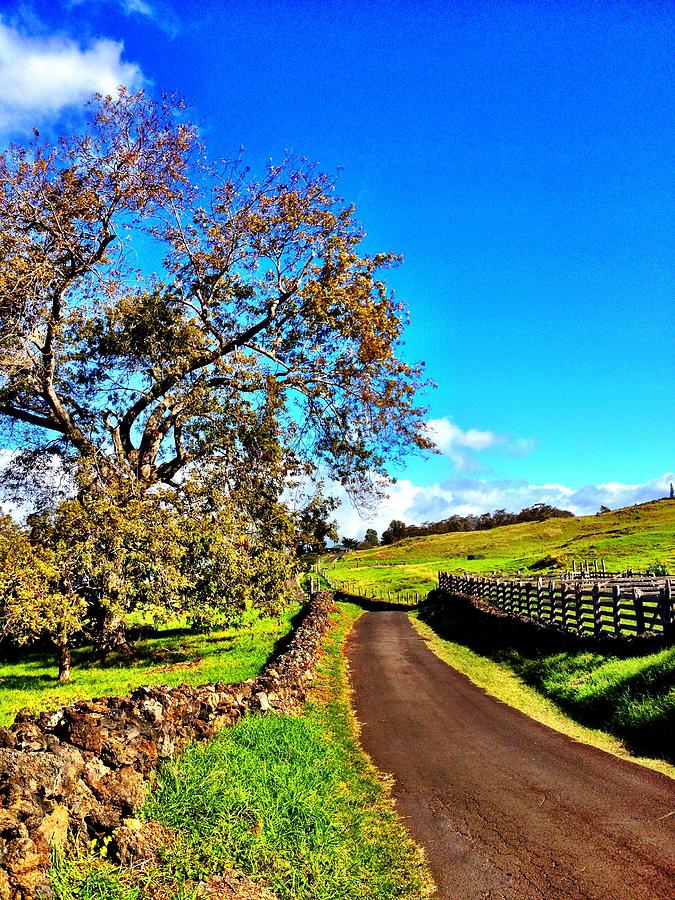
[381,503,574,543]
[339,503,575,549]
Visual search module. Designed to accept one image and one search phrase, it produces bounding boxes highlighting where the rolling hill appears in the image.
[326,500,675,596]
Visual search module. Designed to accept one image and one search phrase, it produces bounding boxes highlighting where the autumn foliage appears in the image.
[0,89,431,675]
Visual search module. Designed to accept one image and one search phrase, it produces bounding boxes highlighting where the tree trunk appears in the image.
[98,611,131,657]
[58,642,71,684]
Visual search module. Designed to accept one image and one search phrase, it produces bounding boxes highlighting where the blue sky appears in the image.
[0,0,672,536]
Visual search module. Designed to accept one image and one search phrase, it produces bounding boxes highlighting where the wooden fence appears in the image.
[313,567,419,604]
[333,582,420,604]
[437,572,674,638]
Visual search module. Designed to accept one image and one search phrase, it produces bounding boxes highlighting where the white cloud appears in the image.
[0,20,143,136]
[68,0,181,37]
[334,471,675,540]
[121,0,155,15]
[425,417,534,471]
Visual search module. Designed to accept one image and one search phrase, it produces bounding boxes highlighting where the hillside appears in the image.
[327,500,675,596]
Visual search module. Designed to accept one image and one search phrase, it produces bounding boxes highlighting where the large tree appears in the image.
[0,89,431,509]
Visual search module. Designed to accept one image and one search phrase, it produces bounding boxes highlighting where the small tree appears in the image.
[0,516,85,682]
[28,488,186,653]
[293,491,339,555]
[381,519,407,545]
[364,528,379,546]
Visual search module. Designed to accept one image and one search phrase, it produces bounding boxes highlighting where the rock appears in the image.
[157,733,176,758]
[44,711,64,730]
[0,731,15,751]
[35,805,69,849]
[113,820,173,865]
[94,767,147,815]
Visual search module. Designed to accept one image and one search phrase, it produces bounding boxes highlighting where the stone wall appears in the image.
[0,591,335,900]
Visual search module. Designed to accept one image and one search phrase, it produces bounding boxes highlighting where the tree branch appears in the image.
[0,404,66,433]
[118,290,295,453]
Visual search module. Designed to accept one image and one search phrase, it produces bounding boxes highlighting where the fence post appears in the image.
[548,581,556,624]
[592,583,603,635]
[658,580,673,635]
[667,580,674,637]
[612,584,622,634]
[574,581,584,633]
[536,577,543,619]
[633,588,645,635]
[561,582,570,630]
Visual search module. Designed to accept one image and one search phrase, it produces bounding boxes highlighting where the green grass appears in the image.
[414,594,675,773]
[49,855,146,900]
[326,499,675,595]
[0,605,301,727]
[50,602,434,899]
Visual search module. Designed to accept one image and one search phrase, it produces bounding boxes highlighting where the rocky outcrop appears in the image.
[0,591,334,900]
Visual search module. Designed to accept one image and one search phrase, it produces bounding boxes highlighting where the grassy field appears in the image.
[50,601,434,899]
[326,500,675,596]
[415,594,675,768]
[0,605,301,727]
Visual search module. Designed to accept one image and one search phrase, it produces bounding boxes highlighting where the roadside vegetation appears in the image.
[50,601,434,899]
[328,500,675,595]
[415,593,675,768]
[0,604,300,726]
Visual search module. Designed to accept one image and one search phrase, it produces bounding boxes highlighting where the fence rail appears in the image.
[437,572,674,638]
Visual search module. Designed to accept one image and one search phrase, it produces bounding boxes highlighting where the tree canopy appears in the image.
[0,89,433,675]
[0,88,431,510]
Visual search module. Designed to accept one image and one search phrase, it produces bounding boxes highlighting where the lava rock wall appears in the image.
[0,592,335,899]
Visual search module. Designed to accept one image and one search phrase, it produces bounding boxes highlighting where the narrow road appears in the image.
[347,611,675,900]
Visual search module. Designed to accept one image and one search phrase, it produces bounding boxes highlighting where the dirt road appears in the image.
[347,610,675,899]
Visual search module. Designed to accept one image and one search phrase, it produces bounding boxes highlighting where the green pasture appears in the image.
[326,500,675,595]
[51,602,434,899]
[0,605,301,727]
